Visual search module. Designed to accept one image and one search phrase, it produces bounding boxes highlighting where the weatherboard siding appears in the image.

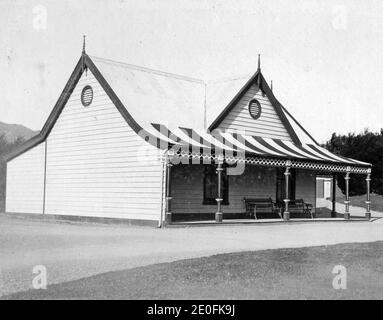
[171,164,277,214]
[6,142,46,214]
[43,70,163,221]
[217,84,292,140]
[171,165,316,215]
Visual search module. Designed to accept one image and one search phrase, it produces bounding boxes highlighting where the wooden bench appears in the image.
[278,199,313,218]
[243,197,280,219]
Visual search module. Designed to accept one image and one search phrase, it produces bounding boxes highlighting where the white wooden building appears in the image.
[4,49,372,226]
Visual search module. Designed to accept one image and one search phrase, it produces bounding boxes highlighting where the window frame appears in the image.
[81,85,93,107]
[248,98,262,120]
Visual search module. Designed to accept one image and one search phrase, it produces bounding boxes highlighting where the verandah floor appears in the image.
[169,217,370,227]
[170,199,379,226]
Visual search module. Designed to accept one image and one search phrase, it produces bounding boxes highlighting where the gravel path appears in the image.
[1,212,383,297]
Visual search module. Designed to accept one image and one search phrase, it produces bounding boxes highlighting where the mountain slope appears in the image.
[0,121,38,212]
[0,121,38,143]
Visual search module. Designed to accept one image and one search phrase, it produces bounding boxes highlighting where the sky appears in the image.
[1,0,383,143]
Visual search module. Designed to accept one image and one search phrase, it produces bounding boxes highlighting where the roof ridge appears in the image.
[89,55,206,85]
[206,74,252,84]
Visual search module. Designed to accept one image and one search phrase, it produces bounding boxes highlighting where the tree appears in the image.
[325,130,383,196]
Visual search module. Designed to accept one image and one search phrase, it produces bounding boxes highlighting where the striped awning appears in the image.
[142,124,370,173]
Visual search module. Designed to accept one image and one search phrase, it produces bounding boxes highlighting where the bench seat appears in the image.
[277,199,314,218]
[243,197,280,219]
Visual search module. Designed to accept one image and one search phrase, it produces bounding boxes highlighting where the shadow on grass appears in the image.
[336,193,383,212]
[3,241,383,300]
[315,207,344,218]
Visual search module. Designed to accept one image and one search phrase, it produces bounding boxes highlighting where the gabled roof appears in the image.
[4,52,371,172]
[4,56,84,161]
[91,56,316,146]
[207,68,302,145]
[4,53,144,161]
[91,56,206,130]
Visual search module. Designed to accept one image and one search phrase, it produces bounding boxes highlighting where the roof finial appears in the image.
[82,35,86,54]
[257,54,261,71]
[271,80,273,92]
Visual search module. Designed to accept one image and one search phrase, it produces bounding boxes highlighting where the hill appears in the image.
[0,121,37,212]
[0,121,38,143]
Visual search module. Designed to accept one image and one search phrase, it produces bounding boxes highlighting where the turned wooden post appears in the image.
[165,162,173,224]
[365,169,371,220]
[215,160,224,223]
[283,161,292,221]
[331,174,337,218]
[344,167,351,220]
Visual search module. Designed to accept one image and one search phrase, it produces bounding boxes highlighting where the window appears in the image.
[81,85,93,106]
[203,165,229,205]
[248,98,262,119]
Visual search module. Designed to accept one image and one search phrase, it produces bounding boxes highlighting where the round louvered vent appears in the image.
[248,98,262,119]
[81,85,93,106]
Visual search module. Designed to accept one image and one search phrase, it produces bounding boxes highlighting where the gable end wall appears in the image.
[5,142,46,214]
[6,70,164,222]
[217,84,292,140]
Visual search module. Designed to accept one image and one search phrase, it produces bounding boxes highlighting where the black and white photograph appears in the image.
[1,0,383,305]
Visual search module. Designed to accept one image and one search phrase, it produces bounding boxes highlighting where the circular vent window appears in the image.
[81,85,93,106]
[248,98,262,119]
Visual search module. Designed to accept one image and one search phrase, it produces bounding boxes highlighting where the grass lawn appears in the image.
[315,193,383,218]
[4,241,383,300]
[336,193,383,212]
